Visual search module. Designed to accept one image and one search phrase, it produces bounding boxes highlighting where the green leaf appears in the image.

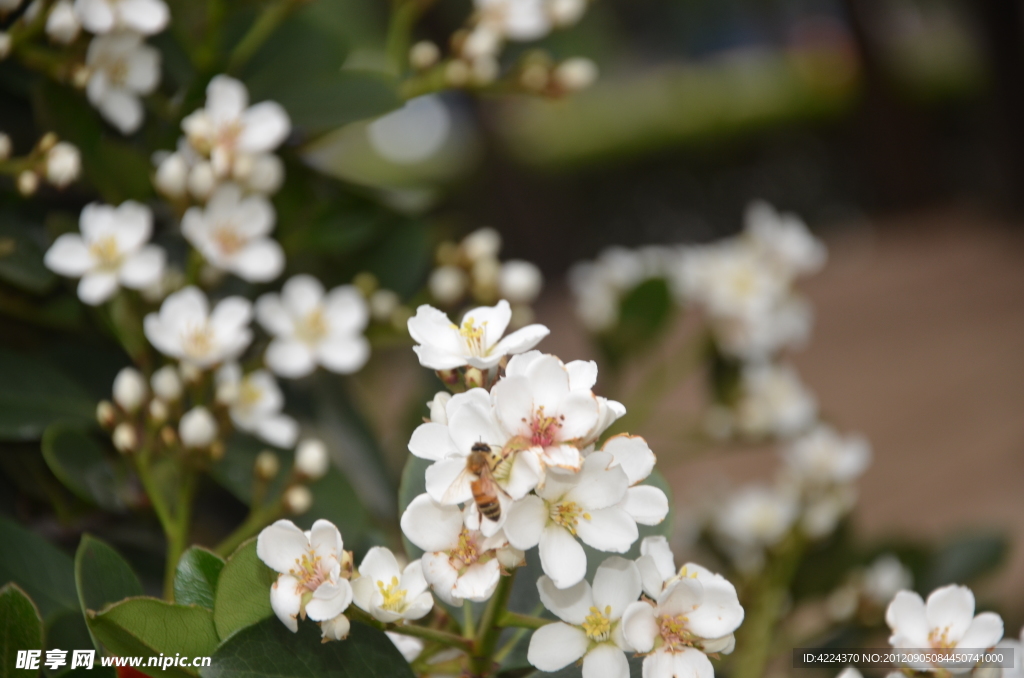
[0,349,95,441]
[922,531,1009,592]
[44,610,95,676]
[397,455,430,560]
[0,516,78,621]
[597,278,675,368]
[212,540,276,641]
[174,548,225,610]
[0,583,44,678]
[0,217,55,294]
[43,426,132,511]
[201,618,415,678]
[75,535,143,619]
[88,598,219,678]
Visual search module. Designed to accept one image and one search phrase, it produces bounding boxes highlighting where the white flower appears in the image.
[45,141,81,187]
[407,300,549,370]
[154,150,188,198]
[498,260,543,304]
[504,451,637,589]
[428,266,468,305]
[85,32,160,134]
[352,547,433,623]
[553,58,598,92]
[461,227,502,262]
[46,0,80,43]
[387,633,424,663]
[214,363,297,448]
[400,494,520,606]
[527,557,642,678]
[713,485,798,571]
[144,286,253,368]
[734,363,817,438]
[622,561,744,678]
[476,0,551,42]
[886,585,1003,673]
[714,295,812,361]
[73,0,168,34]
[182,75,290,179]
[44,201,165,305]
[182,184,284,282]
[150,365,182,401]
[427,391,452,424]
[602,435,670,527]
[782,425,871,487]
[744,200,826,277]
[112,366,147,412]
[294,439,329,480]
[179,406,217,448]
[256,275,370,378]
[256,519,353,633]
[681,242,784,323]
[320,613,350,641]
[863,554,913,606]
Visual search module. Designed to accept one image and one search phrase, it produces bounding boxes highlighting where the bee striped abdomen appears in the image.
[471,478,502,521]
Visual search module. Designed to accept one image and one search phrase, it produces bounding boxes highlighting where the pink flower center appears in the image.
[290,551,330,592]
[658,614,695,652]
[526,406,564,448]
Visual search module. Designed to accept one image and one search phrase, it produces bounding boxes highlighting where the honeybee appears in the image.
[443,442,507,522]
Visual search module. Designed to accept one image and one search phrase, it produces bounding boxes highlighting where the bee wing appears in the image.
[477,490,511,537]
[437,462,476,505]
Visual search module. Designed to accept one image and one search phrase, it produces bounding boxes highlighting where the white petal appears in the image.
[956,612,1003,650]
[602,435,656,485]
[323,286,369,335]
[75,0,114,32]
[123,43,161,93]
[425,458,472,505]
[412,345,469,371]
[386,632,423,662]
[504,450,542,499]
[210,296,252,335]
[592,556,642,620]
[554,391,601,441]
[659,578,703,615]
[358,546,401,583]
[622,486,669,526]
[238,101,291,153]
[270,574,301,632]
[78,272,119,305]
[44,234,93,276]
[401,560,430,598]
[119,245,165,289]
[447,400,507,455]
[255,293,294,337]
[524,354,570,411]
[582,643,629,678]
[265,339,316,378]
[118,0,169,34]
[206,75,248,126]
[537,575,592,625]
[305,579,353,621]
[666,648,715,678]
[622,601,658,652]
[421,551,460,606]
[257,519,309,573]
[400,494,462,553]
[926,585,975,643]
[99,89,143,134]
[491,323,549,359]
[491,375,534,437]
[256,414,299,449]
[453,560,501,602]
[503,494,547,550]
[317,335,370,374]
[308,519,343,562]
[231,239,285,283]
[281,274,324,315]
[566,452,629,510]
[402,591,435,621]
[527,622,588,671]
[575,507,638,553]
[641,536,676,579]
[683,568,744,639]
[886,591,930,647]
[539,525,587,589]
[408,422,458,461]
[407,305,463,359]
[565,359,599,390]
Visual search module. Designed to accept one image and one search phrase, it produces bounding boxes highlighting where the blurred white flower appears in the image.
[45,142,81,187]
[44,200,165,305]
[461,227,502,262]
[713,485,798,569]
[504,451,636,589]
[74,0,168,34]
[179,406,217,448]
[745,200,826,277]
[351,547,433,623]
[476,0,551,42]
[215,363,297,448]
[428,265,468,305]
[154,151,188,198]
[863,554,913,607]
[112,366,147,412]
[46,1,80,44]
[682,242,784,324]
[782,425,871,487]
[734,363,817,438]
[527,557,641,678]
[256,275,370,378]
[386,632,424,663]
[256,519,353,633]
[367,95,451,165]
[283,485,312,515]
[553,57,597,92]
[182,75,290,179]
[836,667,863,678]
[498,260,543,304]
[294,439,330,480]
[85,32,160,134]
[144,286,253,368]
[182,183,284,283]
[887,585,1003,673]
[407,300,548,370]
[150,365,182,401]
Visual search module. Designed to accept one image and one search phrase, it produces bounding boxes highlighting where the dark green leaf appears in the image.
[397,455,430,560]
[0,349,95,441]
[43,426,131,511]
[298,468,371,552]
[0,583,44,678]
[0,516,78,621]
[922,531,1008,592]
[201,618,415,678]
[44,610,95,675]
[597,278,675,368]
[174,548,225,610]
[75,535,143,619]
[88,598,219,678]
[0,217,55,294]
[212,540,276,641]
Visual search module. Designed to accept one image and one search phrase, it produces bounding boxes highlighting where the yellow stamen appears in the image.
[582,606,612,642]
[376,576,407,611]
[550,501,591,536]
[295,308,328,344]
[89,235,122,271]
[459,317,487,355]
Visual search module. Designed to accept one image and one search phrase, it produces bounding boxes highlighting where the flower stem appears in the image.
[462,600,475,640]
[347,606,474,652]
[164,470,197,600]
[495,610,550,630]
[214,499,284,557]
[469,571,516,676]
[226,0,304,74]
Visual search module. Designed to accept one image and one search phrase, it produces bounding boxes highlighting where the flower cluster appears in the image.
[0,131,81,196]
[825,553,914,622]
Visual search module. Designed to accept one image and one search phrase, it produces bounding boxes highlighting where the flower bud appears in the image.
[553,57,598,93]
[214,379,238,405]
[96,400,117,429]
[17,170,39,196]
[462,227,502,262]
[37,132,57,153]
[113,423,138,454]
[113,367,147,413]
[498,260,543,304]
[0,133,10,161]
[409,41,440,71]
[444,59,471,87]
[464,367,484,389]
[497,545,525,569]
[255,450,280,480]
[462,26,500,60]
[45,0,79,44]
[428,266,467,305]
[244,154,283,194]
[427,391,451,424]
[0,33,11,60]
[45,141,81,188]
[548,0,586,26]
[520,63,549,92]
[369,289,399,322]
[178,362,202,385]
[151,365,183,401]
[284,485,313,515]
[320,614,350,642]
[187,161,216,201]
[160,425,178,447]
[295,439,329,480]
[179,406,217,448]
[155,152,188,198]
[148,398,168,424]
